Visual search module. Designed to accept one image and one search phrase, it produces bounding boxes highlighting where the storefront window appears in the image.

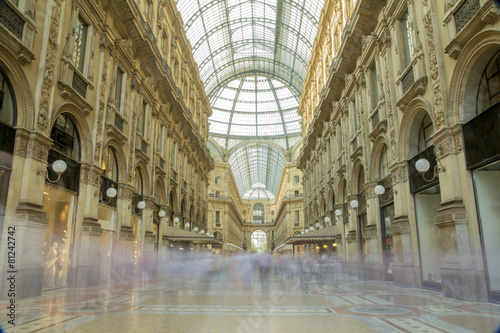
[42,184,76,288]
[414,185,442,288]
[381,203,395,281]
[473,161,500,301]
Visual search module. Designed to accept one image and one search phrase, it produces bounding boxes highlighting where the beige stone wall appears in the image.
[297,0,500,301]
[0,0,212,299]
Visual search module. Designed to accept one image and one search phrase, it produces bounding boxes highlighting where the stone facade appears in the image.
[297,0,500,302]
[0,0,212,299]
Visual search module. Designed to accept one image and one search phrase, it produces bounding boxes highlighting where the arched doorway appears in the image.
[251,230,267,253]
[42,113,82,288]
[461,48,500,302]
[407,110,441,291]
[0,67,17,236]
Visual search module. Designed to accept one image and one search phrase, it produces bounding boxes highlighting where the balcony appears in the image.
[105,106,128,143]
[0,0,36,64]
[135,135,149,161]
[444,0,496,59]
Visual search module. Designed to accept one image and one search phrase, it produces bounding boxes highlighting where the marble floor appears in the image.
[1,272,500,333]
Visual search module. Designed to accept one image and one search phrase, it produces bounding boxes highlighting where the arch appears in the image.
[154,177,166,205]
[102,138,127,183]
[339,177,348,203]
[189,203,195,219]
[449,29,500,125]
[328,187,335,210]
[0,66,17,126]
[50,113,81,161]
[369,135,391,180]
[51,102,93,163]
[253,203,265,223]
[398,98,434,160]
[250,229,267,252]
[356,166,366,194]
[0,44,35,129]
[350,158,365,193]
[213,231,223,241]
[320,195,326,215]
[134,167,145,195]
[169,190,178,213]
[134,161,150,195]
[313,202,319,220]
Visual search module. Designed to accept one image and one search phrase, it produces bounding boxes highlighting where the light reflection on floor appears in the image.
[1,272,499,333]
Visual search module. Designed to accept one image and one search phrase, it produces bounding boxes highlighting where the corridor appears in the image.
[1,260,499,333]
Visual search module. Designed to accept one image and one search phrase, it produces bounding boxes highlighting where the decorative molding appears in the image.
[37,0,62,133]
[422,0,445,129]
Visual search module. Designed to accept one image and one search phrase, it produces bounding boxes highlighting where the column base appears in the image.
[393,263,419,288]
[441,265,488,301]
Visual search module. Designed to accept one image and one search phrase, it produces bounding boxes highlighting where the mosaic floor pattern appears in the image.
[1,273,499,333]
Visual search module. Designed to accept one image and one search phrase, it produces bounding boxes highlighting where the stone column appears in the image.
[70,164,103,288]
[363,182,383,280]
[142,196,156,257]
[432,127,487,301]
[0,130,51,299]
[113,184,134,276]
[389,162,419,287]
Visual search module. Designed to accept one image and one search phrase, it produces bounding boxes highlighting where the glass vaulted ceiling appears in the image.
[176,0,324,198]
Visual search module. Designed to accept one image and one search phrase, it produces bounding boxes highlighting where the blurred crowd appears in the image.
[138,252,344,293]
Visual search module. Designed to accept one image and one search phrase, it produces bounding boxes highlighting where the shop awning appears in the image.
[164,226,224,245]
[285,227,338,245]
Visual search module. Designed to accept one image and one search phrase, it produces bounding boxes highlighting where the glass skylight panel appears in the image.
[231,113,256,125]
[209,121,229,134]
[214,98,233,110]
[237,90,255,102]
[279,98,298,110]
[285,122,301,133]
[211,110,231,123]
[283,110,301,122]
[230,124,256,136]
[257,113,281,124]
[258,124,284,136]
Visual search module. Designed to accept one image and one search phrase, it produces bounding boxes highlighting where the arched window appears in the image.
[378,145,389,180]
[341,180,347,203]
[51,113,81,161]
[134,168,143,195]
[213,231,223,241]
[417,113,434,153]
[154,181,163,205]
[253,203,265,224]
[477,49,500,114]
[357,167,365,194]
[101,146,118,182]
[0,67,16,126]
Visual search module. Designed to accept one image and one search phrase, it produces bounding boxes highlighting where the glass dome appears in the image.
[209,76,301,138]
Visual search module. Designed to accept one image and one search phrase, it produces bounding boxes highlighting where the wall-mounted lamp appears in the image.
[374,185,396,203]
[315,222,321,229]
[99,185,117,204]
[350,200,359,209]
[324,216,331,224]
[309,226,314,231]
[301,231,304,234]
[38,159,67,183]
[305,229,309,233]
[200,229,205,234]
[185,222,190,230]
[332,242,338,247]
[415,157,446,182]
[159,210,166,218]
[193,226,199,232]
[137,201,146,210]
[173,217,180,224]
[335,209,342,216]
